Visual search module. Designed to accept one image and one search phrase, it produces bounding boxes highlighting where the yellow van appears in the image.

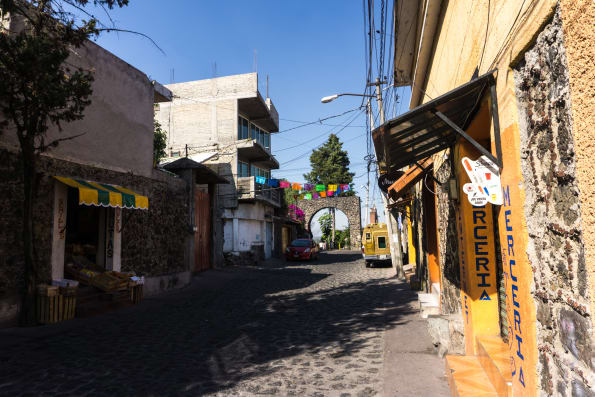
[361,223,391,267]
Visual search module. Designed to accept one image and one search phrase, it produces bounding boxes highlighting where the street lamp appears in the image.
[321,93,373,103]
[321,78,387,124]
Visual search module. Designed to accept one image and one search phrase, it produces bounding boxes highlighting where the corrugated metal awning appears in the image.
[372,70,502,176]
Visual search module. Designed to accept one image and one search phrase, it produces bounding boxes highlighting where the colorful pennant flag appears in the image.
[255,176,266,184]
[280,181,290,188]
[304,183,314,191]
[267,179,279,187]
[313,192,319,199]
[328,184,337,192]
[327,191,335,197]
[292,183,302,191]
[305,193,312,200]
[320,191,327,198]
[315,184,326,192]
[340,184,350,192]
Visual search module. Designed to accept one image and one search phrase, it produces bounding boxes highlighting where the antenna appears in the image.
[212,62,217,78]
[253,49,258,73]
[266,75,269,98]
[170,68,174,84]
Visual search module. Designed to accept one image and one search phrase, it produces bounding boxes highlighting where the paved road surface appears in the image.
[0,251,449,396]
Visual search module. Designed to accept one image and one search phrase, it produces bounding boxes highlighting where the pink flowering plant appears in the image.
[288,204,305,223]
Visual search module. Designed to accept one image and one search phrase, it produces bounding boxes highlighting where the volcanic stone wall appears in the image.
[298,196,362,249]
[514,9,594,395]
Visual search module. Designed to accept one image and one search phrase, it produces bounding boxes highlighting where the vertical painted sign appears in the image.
[457,142,501,354]
[497,123,537,396]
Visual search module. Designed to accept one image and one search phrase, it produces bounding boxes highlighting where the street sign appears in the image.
[461,155,503,206]
[378,170,404,194]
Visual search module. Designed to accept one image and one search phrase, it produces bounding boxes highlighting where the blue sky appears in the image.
[90,0,410,233]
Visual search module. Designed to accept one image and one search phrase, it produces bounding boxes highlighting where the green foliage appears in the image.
[334,228,350,249]
[303,133,355,196]
[318,212,333,242]
[153,121,167,165]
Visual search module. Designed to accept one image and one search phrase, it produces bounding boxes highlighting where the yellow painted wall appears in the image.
[558,0,595,336]
[406,205,416,266]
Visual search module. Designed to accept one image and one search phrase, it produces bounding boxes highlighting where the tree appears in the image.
[0,0,130,324]
[318,212,333,243]
[153,120,167,165]
[303,133,355,196]
[334,228,350,249]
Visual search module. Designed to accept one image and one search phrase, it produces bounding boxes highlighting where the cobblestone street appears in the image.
[0,251,449,396]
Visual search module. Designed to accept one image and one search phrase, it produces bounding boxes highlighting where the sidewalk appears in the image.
[382,281,451,396]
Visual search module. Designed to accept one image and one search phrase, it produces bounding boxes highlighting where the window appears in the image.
[238,117,250,140]
[366,233,371,240]
[264,133,270,150]
[377,236,386,249]
[250,124,256,140]
[238,160,249,177]
[171,151,181,158]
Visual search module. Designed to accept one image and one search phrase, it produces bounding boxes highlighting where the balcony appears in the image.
[236,139,279,169]
[237,176,281,208]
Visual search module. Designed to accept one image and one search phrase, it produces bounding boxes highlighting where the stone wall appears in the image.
[0,147,189,324]
[514,10,594,395]
[434,156,462,315]
[297,196,362,249]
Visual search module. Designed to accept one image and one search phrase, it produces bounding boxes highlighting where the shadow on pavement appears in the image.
[0,252,414,395]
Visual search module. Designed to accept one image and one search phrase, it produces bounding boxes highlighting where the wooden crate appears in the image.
[130,284,143,304]
[36,285,77,324]
[37,294,64,324]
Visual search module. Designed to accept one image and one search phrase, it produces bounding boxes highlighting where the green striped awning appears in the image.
[54,176,148,210]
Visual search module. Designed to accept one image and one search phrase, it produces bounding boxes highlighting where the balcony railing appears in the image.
[237,176,281,207]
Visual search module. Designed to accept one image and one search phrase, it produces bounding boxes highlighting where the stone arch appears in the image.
[297,196,362,249]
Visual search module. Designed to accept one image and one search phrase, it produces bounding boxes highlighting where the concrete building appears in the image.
[155,73,281,264]
[376,1,595,396]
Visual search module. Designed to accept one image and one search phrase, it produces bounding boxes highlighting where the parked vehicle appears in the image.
[361,223,391,267]
[285,239,319,261]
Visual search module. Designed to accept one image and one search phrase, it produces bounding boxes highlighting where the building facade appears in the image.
[377,1,595,396]
[0,30,195,325]
[155,73,281,264]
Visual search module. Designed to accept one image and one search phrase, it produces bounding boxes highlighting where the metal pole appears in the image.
[373,78,403,276]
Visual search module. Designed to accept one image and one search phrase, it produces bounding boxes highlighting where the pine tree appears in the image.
[303,134,354,194]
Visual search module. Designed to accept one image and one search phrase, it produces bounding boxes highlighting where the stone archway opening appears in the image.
[297,196,362,250]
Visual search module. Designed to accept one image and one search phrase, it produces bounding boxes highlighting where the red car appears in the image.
[285,239,319,261]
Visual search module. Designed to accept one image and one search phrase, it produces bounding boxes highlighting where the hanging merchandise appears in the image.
[280,181,291,188]
[315,184,326,192]
[304,183,314,191]
[292,183,302,191]
[255,176,266,184]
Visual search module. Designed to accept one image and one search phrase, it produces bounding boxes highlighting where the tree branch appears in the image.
[36,131,86,152]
